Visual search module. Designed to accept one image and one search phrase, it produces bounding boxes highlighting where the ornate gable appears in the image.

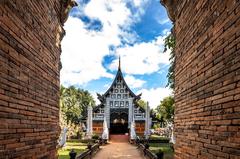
[97,57,141,105]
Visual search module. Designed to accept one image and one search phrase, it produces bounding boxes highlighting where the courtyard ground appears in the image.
[93,142,146,159]
[58,135,174,159]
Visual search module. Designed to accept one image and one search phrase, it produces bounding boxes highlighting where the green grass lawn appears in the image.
[149,135,169,140]
[148,135,174,159]
[58,139,87,159]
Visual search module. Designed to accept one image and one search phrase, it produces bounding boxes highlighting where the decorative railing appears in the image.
[75,143,100,159]
[138,143,158,159]
[135,138,164,159]
[138,143,164,159]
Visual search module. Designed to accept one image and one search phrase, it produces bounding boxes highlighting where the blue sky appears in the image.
[61,0,172,108]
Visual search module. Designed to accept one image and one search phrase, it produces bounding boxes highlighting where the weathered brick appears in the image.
[223,147,240,156]
[208,149,229,158]
[211,120,231,126]
[212,96,234,105]
[217,126,228,132]
[234,106,240,112]
[228,126,238,132]
[234,94,240,100]
[162,0,240,158]
[17,129,33,133]
[6,142,25,149]
[0,0,66,158]
[204,143,221,151]
[232,119,240,125]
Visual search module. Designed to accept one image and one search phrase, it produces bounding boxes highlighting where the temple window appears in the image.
[114,101,119,107]
[120,101,124,107]
[117,94,121,99]
[110,101,113,107]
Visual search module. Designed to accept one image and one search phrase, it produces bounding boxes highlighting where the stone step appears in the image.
[109,134,129,142]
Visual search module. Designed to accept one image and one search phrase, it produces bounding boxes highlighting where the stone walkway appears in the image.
[93,142,146,159]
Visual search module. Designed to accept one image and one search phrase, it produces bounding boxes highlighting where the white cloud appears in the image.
[103,84,110,88]
[137,87,172,108]
[131,0,150,22]
[156,18,170,25]
[85,0,130,25]
[61,0,150,86]
[84,0,148,37]
[109,35,170,75]
[90,91,101,105]
[162,28,170,35]
[124,75,146,88]
[133,0,142,7]
[61,17,114,86]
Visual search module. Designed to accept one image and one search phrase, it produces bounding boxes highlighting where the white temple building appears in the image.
[87,58,151,136]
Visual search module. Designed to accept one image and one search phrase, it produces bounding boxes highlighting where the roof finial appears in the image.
[118,56,121,70]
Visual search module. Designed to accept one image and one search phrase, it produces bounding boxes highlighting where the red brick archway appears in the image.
[161,0,240,158]
[0,1,75,158]
[1,1,240,159]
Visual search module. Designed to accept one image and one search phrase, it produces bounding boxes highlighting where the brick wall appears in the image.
[0,1,67,158]
[162,0,240,158]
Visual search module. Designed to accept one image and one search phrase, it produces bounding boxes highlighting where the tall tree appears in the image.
[60,85,95,126]
[164,32,176,89]
[156,96,174,123]
[137,99,147,109]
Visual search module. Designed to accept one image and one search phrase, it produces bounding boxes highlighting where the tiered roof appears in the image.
[95,57,142,111]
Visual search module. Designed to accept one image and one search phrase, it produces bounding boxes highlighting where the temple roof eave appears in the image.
[102,68,140,99]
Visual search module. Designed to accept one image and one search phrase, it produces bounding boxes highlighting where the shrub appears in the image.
[92,134,99,140]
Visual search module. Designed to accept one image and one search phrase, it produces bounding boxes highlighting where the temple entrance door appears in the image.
[110,112,128,134]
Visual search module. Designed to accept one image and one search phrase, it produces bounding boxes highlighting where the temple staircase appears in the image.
[109,134,129,142]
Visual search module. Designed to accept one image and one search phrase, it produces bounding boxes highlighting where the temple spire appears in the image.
[118,56,121,70]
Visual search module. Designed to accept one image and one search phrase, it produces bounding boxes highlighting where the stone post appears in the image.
[144,102,150,139]
[128,98,133,128]
[87,106,93,139]
[105,98,110,128]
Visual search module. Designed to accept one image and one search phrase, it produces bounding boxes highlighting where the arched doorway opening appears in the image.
[110,112,128,134]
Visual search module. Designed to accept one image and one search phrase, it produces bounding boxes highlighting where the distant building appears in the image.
[92,58,146,135]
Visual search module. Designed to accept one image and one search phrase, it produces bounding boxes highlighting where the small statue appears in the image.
[130,117,136,140]
[102,117,109,143]
[58,127,68,148]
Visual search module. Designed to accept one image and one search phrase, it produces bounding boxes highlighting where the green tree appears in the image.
[156,96,174,123]
[164,32,176,89]
[137,99,147,109]
[60,85,95,125]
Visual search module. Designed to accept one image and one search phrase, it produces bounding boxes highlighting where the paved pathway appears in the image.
[93,135,145,159]
[93,142,146,159]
